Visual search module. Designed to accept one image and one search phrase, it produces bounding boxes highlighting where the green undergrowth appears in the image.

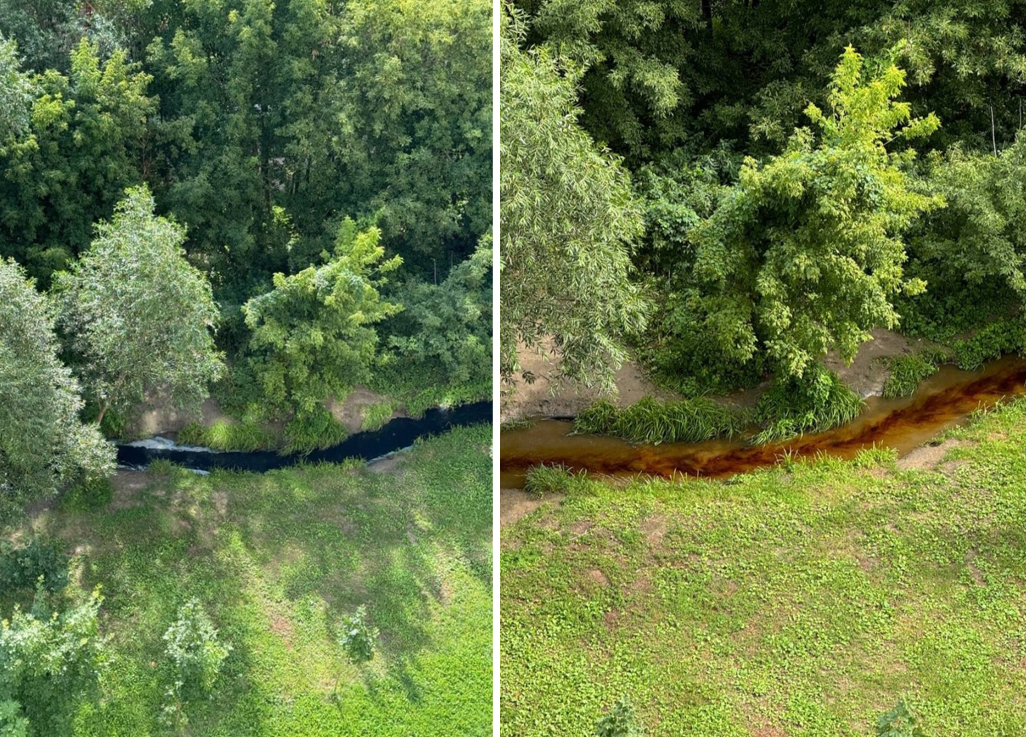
[502,398,1026,736]
[361,402,396,432]
[179,419,283,452]
[573,397,745,445]
[882,349,947,398]
[5,424,493,736]
[950,318,1026,371]
[753,366,863,444]
[524,464,590,496]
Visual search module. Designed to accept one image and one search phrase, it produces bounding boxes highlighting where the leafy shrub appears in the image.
[0,589,105,736]
[882,350,947,398]
[60,476,114,512]
[523,464,588,496]
[0,538,69,594]
[361,402,395,432]
[282,407,349,456]
[951,319,1026,371]
[161,599,231,730]
[875,700,924,737]
[339,606,378,666]
[754,365,863,444]
[596,696,645,737]
[574,397,744,445]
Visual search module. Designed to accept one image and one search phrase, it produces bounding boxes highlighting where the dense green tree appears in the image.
[55,187,224,425]
[0,39,154,283]
[0,35,31,141]
[685,48,941,378]
[500,9,648,389]
[0,589,105,737]
[0,259,113,509]
[243,220,401,415]
[384,237,492,391]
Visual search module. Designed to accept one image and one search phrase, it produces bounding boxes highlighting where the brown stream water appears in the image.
[499,355,1026,488]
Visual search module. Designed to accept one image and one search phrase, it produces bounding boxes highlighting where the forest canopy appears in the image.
[502,0,1026,415]
[0,0,492,503]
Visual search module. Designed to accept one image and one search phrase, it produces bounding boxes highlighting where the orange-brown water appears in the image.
[499,355,1026,488]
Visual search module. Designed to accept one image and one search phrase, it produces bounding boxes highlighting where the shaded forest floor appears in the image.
[501,399,1026,736]
[6,425,493,736]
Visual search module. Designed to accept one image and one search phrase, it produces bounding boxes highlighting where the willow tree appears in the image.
[500,9,648,391]
[55,187,224,426]
[686,47,942,379]
[0,259,113,508]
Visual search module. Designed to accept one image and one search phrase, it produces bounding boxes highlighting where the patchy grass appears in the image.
[362,402,396,432]
[501,399,1026,736]
[523,464,589,496]
[574,397,745,445]
[882,350,946,399]
[179,419,283,452]
[7,425,492,736]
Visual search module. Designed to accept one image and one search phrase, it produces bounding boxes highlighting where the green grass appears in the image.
[753,367,863,444]
[574,397,745,445]
[5,425,492,736]
[361,402,396,432]
[179,420,283,452]
[882,350,947,399]
[523,464,589,496]
[282,408,349,455]
[501,399,1026,736]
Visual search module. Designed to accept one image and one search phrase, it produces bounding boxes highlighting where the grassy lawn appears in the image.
[7,425,492,736]
[501,401,1026,736]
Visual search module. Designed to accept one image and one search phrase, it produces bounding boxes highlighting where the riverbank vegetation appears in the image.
[2,425,492,736]
[0,0,492,498]
[502,399,1026,736]
[501,0,1026,438]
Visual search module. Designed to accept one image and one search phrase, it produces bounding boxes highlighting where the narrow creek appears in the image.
[118,401,492,473]
[499,356,1026,487]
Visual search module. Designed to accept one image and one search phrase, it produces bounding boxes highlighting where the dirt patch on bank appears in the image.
[896,439,963,471]
[501,341,673,422]
[500,488,562,528]
[824,328,943,399]
[327,387,408,434]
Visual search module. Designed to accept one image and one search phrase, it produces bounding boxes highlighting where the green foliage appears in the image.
[362,402,395,433]
[55,186,225,427]
[951,319,1026,371]
[59,475,114,513]
[0,589,105,737]
[161,598,231,732]
[0,259,114,510]
[574,397,744,445]
[0,35,30,141]
[523,464,588,496]
[0,40,154,284]
[596,696,645,737]
[243,221,401,417]
[500,8,649,391]
[281,407,349,456]
[876,700,925,737]
[0,538,68,595]
[178,420,281,453]
[754,365,863,444]
[382,238,492,401]
[688,48,941,379]
[882,350,946,398]
[338,605,378,666]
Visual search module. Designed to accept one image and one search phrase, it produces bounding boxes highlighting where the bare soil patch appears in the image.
[110,470,151,509]
[327,387,407,434]
[896,439,963,471]
[500,488,562,528]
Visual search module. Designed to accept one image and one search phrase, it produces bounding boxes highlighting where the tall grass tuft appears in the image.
[179,420,281,452]
[574,396,744,445]
[753,365,863,444]
[523,464,589,496]
[882,349,947,398]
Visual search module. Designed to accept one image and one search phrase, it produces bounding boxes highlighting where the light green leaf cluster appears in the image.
[244,220,402,415]
[500,8,649,390]
[0,259,113,507]
[55,186,225,424]
[690,48,942,378]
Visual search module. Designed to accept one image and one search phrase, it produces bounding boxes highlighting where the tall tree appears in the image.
[0,259,113,509]
[500,9,648,390]
[55,186,224,425]
[686,48,941,378]
[0,34,31,141]
[243,220,402,415]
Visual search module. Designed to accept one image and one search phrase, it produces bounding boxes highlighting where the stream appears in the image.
[118,401,492,473]
[499,356,1026,487]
